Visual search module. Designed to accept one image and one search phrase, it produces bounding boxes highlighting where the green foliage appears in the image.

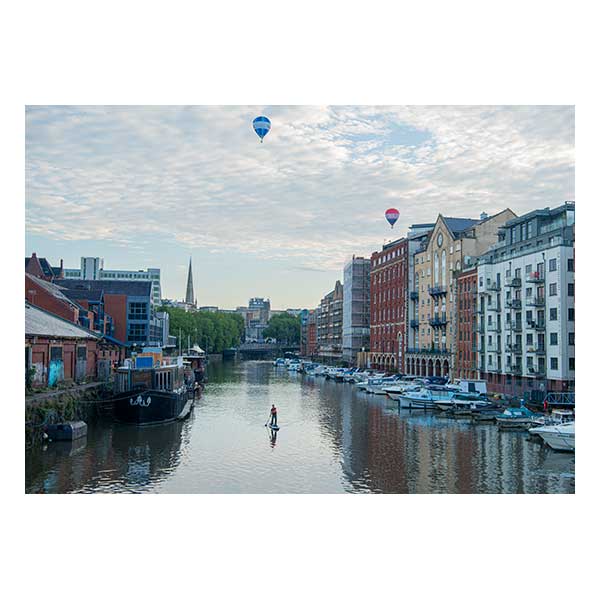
[263,313,301,345]
[159,306,245,353]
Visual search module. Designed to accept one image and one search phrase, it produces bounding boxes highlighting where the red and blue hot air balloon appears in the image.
[385,208,400,229]
[253,116,271,143]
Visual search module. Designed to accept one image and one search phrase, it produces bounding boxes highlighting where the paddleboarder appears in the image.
[270,404,278,428]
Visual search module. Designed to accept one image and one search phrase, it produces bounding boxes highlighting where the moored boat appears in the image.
[113,349,195,425]
[528,422,575,451]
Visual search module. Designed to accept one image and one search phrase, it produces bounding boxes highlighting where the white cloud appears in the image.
[26,105,574,277]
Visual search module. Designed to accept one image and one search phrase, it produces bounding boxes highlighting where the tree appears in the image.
[263,313,301,345]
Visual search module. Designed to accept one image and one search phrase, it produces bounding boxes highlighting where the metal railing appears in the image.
[409,291,419,300]
[428,285,447,296]
[429,315,448,327]
[505,277,522,287]
[526,297,546,307]
[506,299,522,309]
[409,319,420,328]
[527,272,545,283]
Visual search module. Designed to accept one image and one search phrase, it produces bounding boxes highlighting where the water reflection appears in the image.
[25,361,574,494]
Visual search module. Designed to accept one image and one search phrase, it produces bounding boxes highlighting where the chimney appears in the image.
[480,212,488,220]
[60,258,63,268]
[32,252,37,258]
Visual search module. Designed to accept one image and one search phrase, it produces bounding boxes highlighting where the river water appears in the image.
[25,360,575,493]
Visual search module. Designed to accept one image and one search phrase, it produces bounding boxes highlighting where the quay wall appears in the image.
[25,382,113,448]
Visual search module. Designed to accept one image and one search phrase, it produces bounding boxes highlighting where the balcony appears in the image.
[527,366,545,378]
[406,347,450,355]
[534,345,546,355]
[510,364,522,374]
[487,345,502,354]
[477,306,485,315]
[410,319,420,328]
[487,323,499,332]
[509,321,522,332]
[429,315,448,327]
[505,277,522,287]
[409,291,419,301]
[477,323,486,333]
[508,343,522,354]
[527,320,545,330]
[526,297,545,307]
[488,304,501,312]
[428,285,447,297]
[506,299,522,310]
[487,281,501,292]
[527,271,545,283]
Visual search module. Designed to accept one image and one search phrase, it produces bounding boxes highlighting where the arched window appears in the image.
[434,253,439,285]
[442,250,447,286]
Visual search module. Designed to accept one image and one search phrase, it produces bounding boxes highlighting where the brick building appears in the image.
[405,210,515,379]
[454,267,478,379]
[369,238,409,372]
[26,302,100,387]
[25,253,64,282]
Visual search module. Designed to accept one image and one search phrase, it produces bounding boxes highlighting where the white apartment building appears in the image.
[476,202,575,397]
[64,257,162,305]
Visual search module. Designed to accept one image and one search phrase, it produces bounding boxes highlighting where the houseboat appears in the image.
[113,348,196,425]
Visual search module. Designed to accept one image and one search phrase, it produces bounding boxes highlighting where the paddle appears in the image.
[264,413,270,427]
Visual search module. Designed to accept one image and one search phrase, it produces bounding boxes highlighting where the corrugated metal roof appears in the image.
[25,302,99,339]
[25,273,80,309]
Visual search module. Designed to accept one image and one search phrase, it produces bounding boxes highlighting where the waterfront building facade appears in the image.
[63,256,162,305]
[316,281,343,363]
[454,267,478,379]
[476,202,575,397]
[405,210,516,379]
[342,256,371,366]
[369,239,409,372]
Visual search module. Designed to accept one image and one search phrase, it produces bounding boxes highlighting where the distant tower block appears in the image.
[185,257,195,305]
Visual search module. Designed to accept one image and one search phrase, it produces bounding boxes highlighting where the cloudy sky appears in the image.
[25,105,574,309]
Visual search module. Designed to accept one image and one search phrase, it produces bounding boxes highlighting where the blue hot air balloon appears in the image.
[385,208,400,228]
[253,116,271,143]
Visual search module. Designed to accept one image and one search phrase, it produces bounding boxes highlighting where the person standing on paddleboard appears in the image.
[270,404,278,428]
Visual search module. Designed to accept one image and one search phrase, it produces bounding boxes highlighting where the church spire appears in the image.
[185,256,195,305]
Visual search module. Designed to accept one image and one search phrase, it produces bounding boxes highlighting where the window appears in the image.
[568,283,574,296]
[567,259,574,272]
[569,357,575,371]
[568,308,575,321]
[550,357,558,370]
[549,258,557,272]
[128,323,147,342]
[128,302,148,320]
[569,332,574,345]
[550,333,558,345]
[549,283,557,296]
[525,264,532,273]
[550,308,557,321]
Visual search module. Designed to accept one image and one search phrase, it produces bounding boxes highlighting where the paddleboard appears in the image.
[269,424,280,430]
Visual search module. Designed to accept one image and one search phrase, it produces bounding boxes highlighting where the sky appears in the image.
[25,105,574,309]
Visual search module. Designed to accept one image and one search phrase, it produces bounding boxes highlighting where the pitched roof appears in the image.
[57,279,152,297]
[25,273,81,310]
[25,302,99,339]
[25,256,58,278]
[442,216,481,234]
[61,287,104,302]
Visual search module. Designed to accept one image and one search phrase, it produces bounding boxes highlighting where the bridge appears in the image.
[237,342,300,359]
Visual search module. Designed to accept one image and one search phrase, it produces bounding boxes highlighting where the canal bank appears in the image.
[25,360,575,493]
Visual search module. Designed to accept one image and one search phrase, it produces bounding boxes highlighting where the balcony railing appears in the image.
[527,366,545,378]
[509,321,522,332]
[429,315,448,327]
[428,285,447,297]
[526,297,546,307]
[505,277,522,287]
[406,347,450,355]
[510,364,522,374]
[477,323,486,333]
[506,299,522,309]
[527,271,545,283]
[487,281,501,292]
[508,343,522,354]
[534,345,546,354]
[488,304,501,312]
[477,307,485,315]
[487,323,499,332]
[410,319,420,328]
[409,291,419,301]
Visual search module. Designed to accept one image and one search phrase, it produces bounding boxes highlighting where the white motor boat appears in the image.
[365,376,399,395]
[528,422,575,451]
[396,385,457,409]
[433,393,492,411]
